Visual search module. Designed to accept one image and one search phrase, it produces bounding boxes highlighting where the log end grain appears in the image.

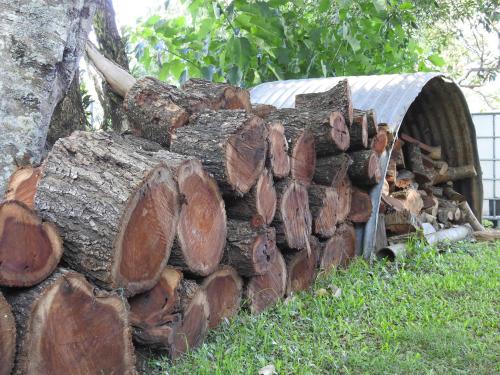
[320,223,356,270]
[291,130,316,187]
[0,201,63,287]
[309,185,338,238]
[279,181,312,249]
[256,169,277,225]
[330,111,350,152]
[348,187,373,224]
[267,121,291,178]
[335,176,353,223]
[0,292,15,375]
[285,239,319,296]
[4,166,41,208]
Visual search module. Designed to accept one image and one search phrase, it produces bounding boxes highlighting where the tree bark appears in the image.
[400,133,441,160]
[252,104,277,118]
[245,250,287,315]
[222,220,277,277]
[4,166,41,208]
[348,150,382,186]
[313,153,353,186]
[0,201,63,287]
[294,79,353,125]
[348,113,368,149]
[35,132,180,296]
[391,188,424,215]
[433,165,477,184]
[319,223,356,269]
[284,237,319,296]
[404,143,435,184]
[266,120,291,178]
[348,187,373,223]
[4,268,136,375]
[0,0,97,196]
[385,210,421,234]
[308,184,338,238]
[0,291,15,375]
[170,110,268,196]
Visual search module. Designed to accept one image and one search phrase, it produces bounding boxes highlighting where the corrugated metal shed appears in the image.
[251,73,482,259]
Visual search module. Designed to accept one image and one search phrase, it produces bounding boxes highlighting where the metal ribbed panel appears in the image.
[250,73,482,259]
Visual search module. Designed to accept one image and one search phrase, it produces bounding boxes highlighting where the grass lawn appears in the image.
[149,240,499,374]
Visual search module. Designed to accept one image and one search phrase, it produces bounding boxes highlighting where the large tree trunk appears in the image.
[35,132,180,296]
[0,0,97,196]
[4,268,136,375]
[0,201,63,287]
[0,291,16,375]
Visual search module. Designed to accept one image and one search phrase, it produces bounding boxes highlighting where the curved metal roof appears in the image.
[251,73,482,259]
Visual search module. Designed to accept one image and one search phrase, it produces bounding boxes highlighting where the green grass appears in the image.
[149,241,500,374]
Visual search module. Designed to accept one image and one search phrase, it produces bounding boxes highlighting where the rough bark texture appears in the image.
[0,201,63,287]
[404,143,435,184]
[272,179,312,250]
[434,165,477,184]
[348,187,373,223]
[348,113,368,149]
[4,166,41,208]
[294,79,353,125]
[313,153,353,186]
[0,0,97,196]
[385,210,421,234]
[354,108,377,137]
[0,291,15,375]
[4,268,136,375]
[181,79,252,112]
[200,266,243,329]
[348,150,382,186]
[222,220,277,277]
[93,0,130,132]
[245,250,287,315]
[400,133,441,160]
[171,110,268,196]
[35,132,180,296]
[308,184,338,238]
[266,121,291,178]
[284,239,319,296]
[225,168,277,225]
[252,104,277,118]
[320,223,356,269]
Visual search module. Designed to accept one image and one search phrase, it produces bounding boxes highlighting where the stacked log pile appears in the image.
[3,47,479,372]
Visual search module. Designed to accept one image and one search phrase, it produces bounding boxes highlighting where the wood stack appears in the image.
[380,132,480,243]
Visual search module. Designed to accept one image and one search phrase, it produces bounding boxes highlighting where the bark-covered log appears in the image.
[385,210,421,234]
[4,269,136,375]
[272,179,312,250]
[392,139,406,169]
[348,187,373,223]
[459,201,485,231]
[400,133,442,160]
[128,267,183,347]
[0,291,15,375]
[290,130,316,186]
[181,79,252,112]
[4,166,41,208]
[308,184,338,238]
[348,150,381,186]
[266,121,291,178]
[335,176,353,223]
[266,108,349,156]
[319,223,356,269]
[349,113,368,149]
[313,153,353,186]
[433,165,477,184]
[284,237,319,296]
[295,79,353,125]
[170,110,268,196]
[0,0,96,197]
[252,104,277,118]
[404,143,435,184]
[225,168,276,225]
[245,250,287,315]
[391,188,424,215]
[222,220,277,277]
[354,108,377,137]
[0,201,62,287]
[200,266,243,329]
[35,132,179,296]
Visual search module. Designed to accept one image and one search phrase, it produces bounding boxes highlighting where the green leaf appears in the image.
[145,15,161,26]
[226,36,254,68]
[201,65,216,81]
[346,35,361,52]
[179,68,189,85]
[158,64,170,81]
[372,0,387,13]
[428,54,445,67]
[227,65,243,86]
[319,0,330,12]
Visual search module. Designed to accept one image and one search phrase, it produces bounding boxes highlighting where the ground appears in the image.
[150,240,499,374]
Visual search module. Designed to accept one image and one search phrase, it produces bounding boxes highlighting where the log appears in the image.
[349,113,368,149]
[245,250,287,314]
[272,179,312,250]
[443,187,466,202]
[370,130,388,155]
[437,200,461,223]
[400,133,442,160]
[252,104,277,118]
[375,215,388,250]
[222,220,277,277]
[170,110,268,196]
[433,165,477,184]
[354,108,377,137]
[385,210,422,234]
[266,108,349,156]
[4,167,41,208]
[0,291,15,375]
[421,192,439,217]
[35,132,180,296]
[391,139,405,169]
[4,269,136,375]
[386,160,397,184]
[391,188,424,214]
[0,201,63,287]
[348,187,373,223]
[381,194,405,213]
[395,169,415,189]
[308,184,338,238]
[266,121,291,178]
[458,201,485,231]
[181,78,252,112]
[128,267,183,347]
[335,176,353,223]
[313,153,353,186]
[404,143,436,184]
[295,79,353,125]
[348,150,381,186]
[283,237,319,296]
[320,222,356,269]
[225,168,277,225]
[200,266,243,329]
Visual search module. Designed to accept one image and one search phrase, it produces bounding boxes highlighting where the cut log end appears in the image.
[279,181,312,249]
[320,223,356,269]
[309,185,338,238]
[267,121,291,178]
[335,176,353,223]
[176,160,226,276]
[226,116,268,195]
[249,227,276,275]
[0,201,63,287]
[114,165,179,296]
[291,130,316,187]
[330,111,350,152]
[0,292,15,375]
[201,266,243,329]
[246,250,287,315]
[348,187,373,223]
[371,131,388,155]
[221,86,252,112]
[255,169,277,225]
[5,166,41,208]
[285,239,319,296]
